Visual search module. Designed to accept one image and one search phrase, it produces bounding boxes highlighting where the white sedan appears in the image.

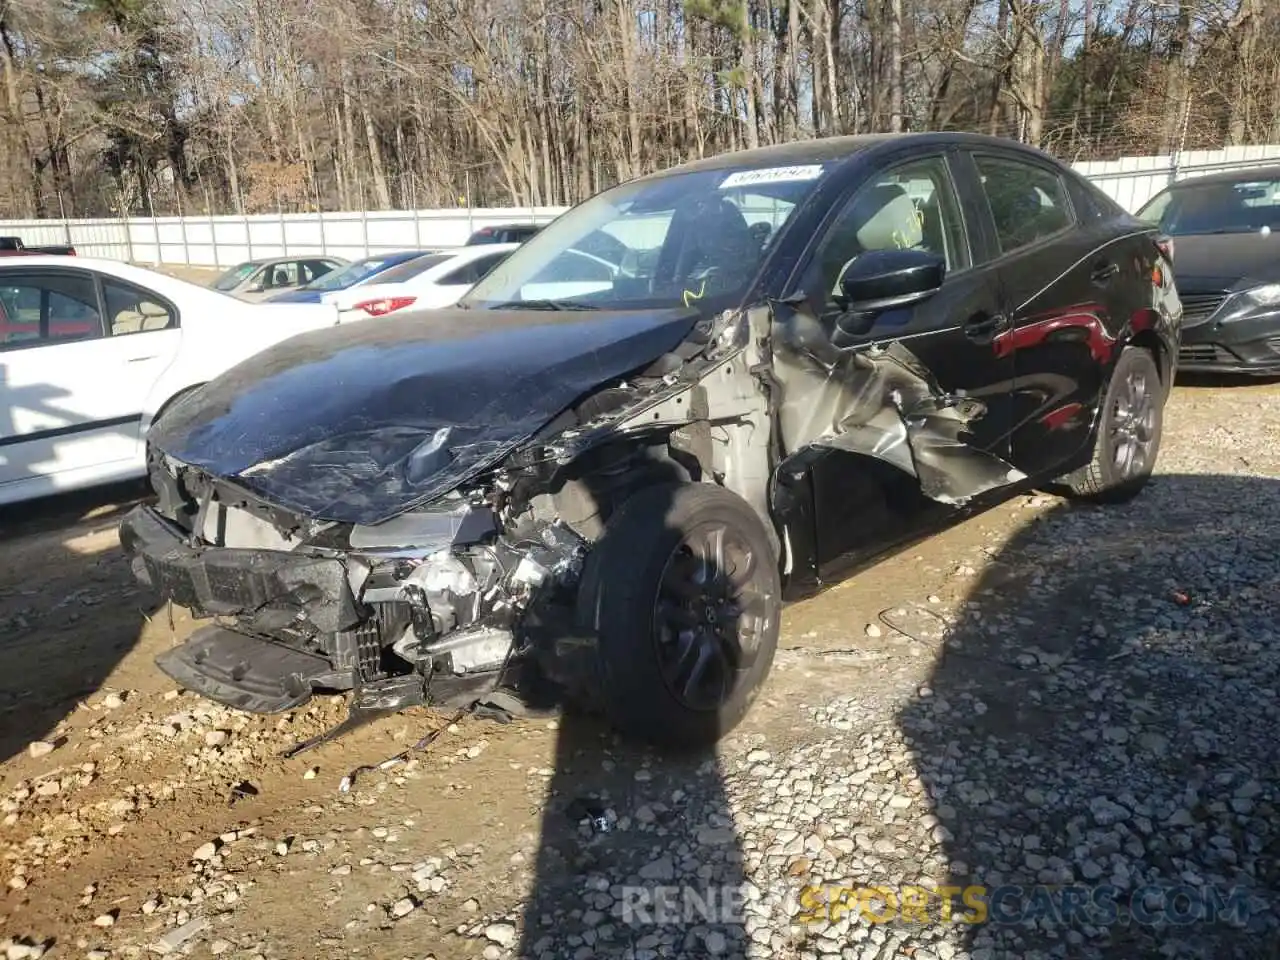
[0,256,333,507]
[326,243,519,321]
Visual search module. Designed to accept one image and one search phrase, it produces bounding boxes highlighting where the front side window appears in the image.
[103,279,176,336]
[0,272,102,349]
[974,155,1074,254]
[463,163,831,311]
[804,155,968,314]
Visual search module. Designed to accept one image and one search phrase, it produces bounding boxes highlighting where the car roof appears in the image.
[361,250,429,262]
[0,255,182,278]
[439,242,520,261]
[1159,165,1280,189]
[636,131,1062,182]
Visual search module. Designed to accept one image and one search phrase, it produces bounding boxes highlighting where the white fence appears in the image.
[2,144,1278,269]
[1074,143,1280,212]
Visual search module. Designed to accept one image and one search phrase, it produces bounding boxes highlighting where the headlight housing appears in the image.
[1244,283,1280,308]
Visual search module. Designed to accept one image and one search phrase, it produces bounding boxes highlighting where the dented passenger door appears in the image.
[769,151,1026,575]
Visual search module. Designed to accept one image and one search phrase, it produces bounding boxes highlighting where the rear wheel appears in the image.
[574,482,781,748]
[1059,345,1163,503]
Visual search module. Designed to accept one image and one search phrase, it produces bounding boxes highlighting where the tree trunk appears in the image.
[1160,0,1194,153]
[888,0,904,131]
[362,101,392,209]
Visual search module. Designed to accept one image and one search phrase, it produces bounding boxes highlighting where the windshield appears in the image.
[370,253,452,285]
[304,255,406,291]
[462,163,830,311]
[213,262,259,291]
[1137,177,1280,236]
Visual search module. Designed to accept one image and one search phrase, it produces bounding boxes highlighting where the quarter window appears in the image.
[103,279,176,336]
[974,156,1073,254]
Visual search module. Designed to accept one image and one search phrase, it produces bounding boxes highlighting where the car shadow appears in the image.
[1175,371,1280,389]
[518,478,761,959]
[896,472,1280,955]
[0,478,151,766]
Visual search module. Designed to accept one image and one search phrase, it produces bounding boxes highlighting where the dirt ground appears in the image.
[0,378,1275,959]
[141,264,222,285]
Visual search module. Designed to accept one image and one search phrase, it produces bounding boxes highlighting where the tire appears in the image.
[1059,345,1163,504]
[574,482,781,749]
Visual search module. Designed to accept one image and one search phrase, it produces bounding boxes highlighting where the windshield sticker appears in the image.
[719,165,824,189]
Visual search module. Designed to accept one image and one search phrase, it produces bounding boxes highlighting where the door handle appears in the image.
[1091,260,1119,284]
[127,355,158,363]
[963,312,1010,344]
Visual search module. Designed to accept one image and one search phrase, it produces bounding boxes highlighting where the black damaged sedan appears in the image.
[120,133,1181,749]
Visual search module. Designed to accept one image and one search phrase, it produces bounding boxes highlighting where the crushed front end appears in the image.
[120,447,591,719]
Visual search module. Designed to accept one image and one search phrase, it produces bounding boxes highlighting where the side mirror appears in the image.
[247,281,265,293]
[836,248,946,315]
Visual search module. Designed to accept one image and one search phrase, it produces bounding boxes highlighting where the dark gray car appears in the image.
[1137,167,1280,374]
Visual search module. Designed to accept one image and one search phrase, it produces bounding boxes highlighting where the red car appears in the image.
[0,287,98,345]
[0,236,76,257]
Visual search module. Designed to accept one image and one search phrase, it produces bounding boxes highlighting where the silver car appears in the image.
[212,256,348,302]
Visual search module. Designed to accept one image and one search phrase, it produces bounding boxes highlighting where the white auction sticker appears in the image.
[719,165,824,189]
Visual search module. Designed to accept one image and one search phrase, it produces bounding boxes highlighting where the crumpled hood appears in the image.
[148,306,700,525]
[1171,233,1280,290]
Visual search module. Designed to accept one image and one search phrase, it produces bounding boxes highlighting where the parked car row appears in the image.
[209,222,546,308]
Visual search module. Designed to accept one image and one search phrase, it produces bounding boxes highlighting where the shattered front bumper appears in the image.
[119,504,362,632]
[120,504,369,712]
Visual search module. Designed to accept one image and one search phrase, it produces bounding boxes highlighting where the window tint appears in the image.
[0,272,102,349]
[103,279,176,336]
[1136,177,1280,236]
[974,156,1073,253]
[809,155,968,310]
[300,259,341,284]
[472,252,511,281]
[375,253,453,285]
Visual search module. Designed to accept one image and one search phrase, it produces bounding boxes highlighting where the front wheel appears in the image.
[574,483,781,748]
[1059,345,1164,503]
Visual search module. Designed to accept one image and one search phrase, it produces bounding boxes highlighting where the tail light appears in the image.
[353,296,417,317]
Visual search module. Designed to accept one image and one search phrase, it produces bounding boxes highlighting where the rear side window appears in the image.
[0,272,102,349]
[375,253,453,285]
[974,156,1074,254]
[440,252,512,286]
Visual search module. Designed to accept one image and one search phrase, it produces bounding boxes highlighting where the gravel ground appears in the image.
[2,378,1280,960]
